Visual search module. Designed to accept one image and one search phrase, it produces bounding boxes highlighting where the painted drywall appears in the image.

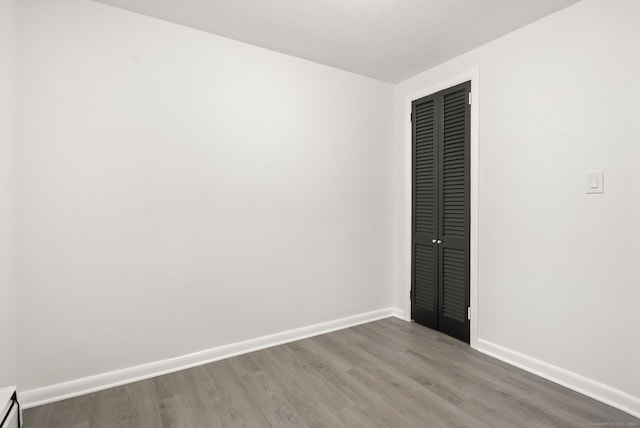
[17,0,394,391]
[0,0,18,387]
[394,0,640,409]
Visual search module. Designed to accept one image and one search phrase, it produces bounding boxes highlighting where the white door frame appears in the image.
[401,68,480,349]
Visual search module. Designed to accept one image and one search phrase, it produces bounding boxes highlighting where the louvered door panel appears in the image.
[414,99,437,236]
[413,244,436,310]
[438,83,470,343]
[411,95,438,329]
[442,89,467,238]
[442,248,467,322]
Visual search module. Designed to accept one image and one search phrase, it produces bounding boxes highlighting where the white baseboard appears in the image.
[21,307,397,409]
[392,307,406,320]
[477,338,640,419]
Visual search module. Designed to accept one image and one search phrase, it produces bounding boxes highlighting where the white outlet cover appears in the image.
[585,170,604,194]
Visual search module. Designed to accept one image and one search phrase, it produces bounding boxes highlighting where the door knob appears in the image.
[432,239,437,244]
[436,240,443,244]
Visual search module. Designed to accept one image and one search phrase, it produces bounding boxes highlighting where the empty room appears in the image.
[1,0,639,426]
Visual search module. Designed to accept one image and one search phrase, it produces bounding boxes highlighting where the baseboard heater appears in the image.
[0,387,20,428]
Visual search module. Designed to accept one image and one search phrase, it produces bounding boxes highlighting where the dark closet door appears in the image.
[437,82,471,343]
[411,81,471,344]
[411,93,439,330]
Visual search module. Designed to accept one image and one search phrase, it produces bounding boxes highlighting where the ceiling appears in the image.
[92,0,581,83]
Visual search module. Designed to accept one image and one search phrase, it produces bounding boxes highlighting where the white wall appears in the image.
[394,0,640,413]
[17,0,394,392]
[0,0,18,387]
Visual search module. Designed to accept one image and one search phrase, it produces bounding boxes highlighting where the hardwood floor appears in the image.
[24,318,639,427]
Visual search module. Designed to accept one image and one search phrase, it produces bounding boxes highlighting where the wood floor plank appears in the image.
[349,340,487,427]
[154,366,223,428]
[204,359,272,427]
[287,338,420,427]
[251,345,345,428]
[23,393,93,428]
[121,378,163,428]
[238,370,305,427]
[355,328,472,407]
[90,385,144,428]
[23,318,640,428]
[334,404,380,427]
[226,353,261,378]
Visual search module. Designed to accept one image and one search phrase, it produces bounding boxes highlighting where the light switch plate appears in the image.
[586,170,604,194]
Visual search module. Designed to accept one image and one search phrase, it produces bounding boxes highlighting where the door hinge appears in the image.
[467,307,471,320]
[468,92,472,105]
[410,289,412,301]
[410,112,413,122]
